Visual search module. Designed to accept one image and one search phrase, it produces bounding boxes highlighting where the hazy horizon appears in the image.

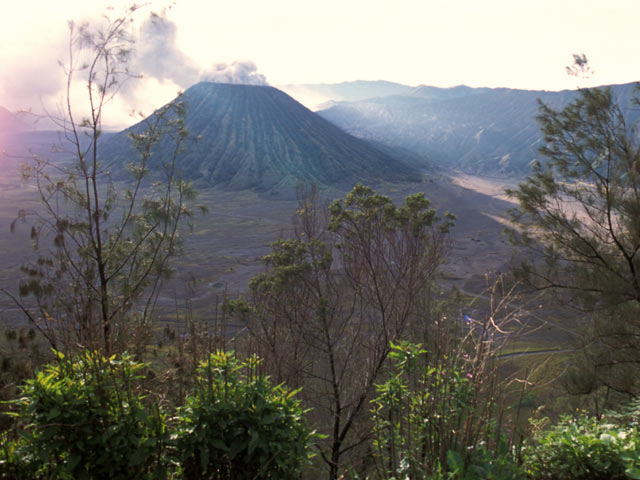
[2,0,639,128]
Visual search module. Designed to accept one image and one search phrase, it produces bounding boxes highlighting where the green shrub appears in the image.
[1,351,166,479]
[370,341,522,480]
[0,432,39,480]
[523,413,640,480]
[445,439,524,480]
[175,350,316,480]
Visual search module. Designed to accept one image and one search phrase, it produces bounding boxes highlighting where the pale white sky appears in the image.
[1,0,639,127]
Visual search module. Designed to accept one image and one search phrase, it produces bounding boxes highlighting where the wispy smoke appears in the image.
[135,13,268,88]
[200,61,268,86]
[0,10,269,130]
[135,12,200,89]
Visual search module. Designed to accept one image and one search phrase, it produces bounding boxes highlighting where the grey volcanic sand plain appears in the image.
[0,167,580,353]
[0,169,514,320]
[154,171,520,313]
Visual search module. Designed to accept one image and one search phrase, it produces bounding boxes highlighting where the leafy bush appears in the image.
[446,439,524,480]
[0,351,166,479]
[369,341,522,479]
[175,350,317,479]
[0,432,39,480]
[523,412,640,479]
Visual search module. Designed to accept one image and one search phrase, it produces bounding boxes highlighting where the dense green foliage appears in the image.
[175,351,316,480]
[4,348,640,479]
[370,342,523,480]
[523,412,640,479]
[1,351,166,479]
[0,350,317,480]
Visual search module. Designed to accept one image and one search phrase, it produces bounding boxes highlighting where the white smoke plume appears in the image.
[111,12,269,127]
[200,61,268,86]
[134,12,201,89]
[135,12,268,88]
[0,9,269,130]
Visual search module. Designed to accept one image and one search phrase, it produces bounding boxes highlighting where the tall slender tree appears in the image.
[507,82,640,396]
[4,6,199,354]
[244,184,454,479]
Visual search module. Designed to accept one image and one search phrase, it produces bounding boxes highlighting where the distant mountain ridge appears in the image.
[278,80,415,110]
[408,84,495,101]
[318,82,640,174]
[12,80,639,182]
[0,106,32,133]
[101,82,420,193]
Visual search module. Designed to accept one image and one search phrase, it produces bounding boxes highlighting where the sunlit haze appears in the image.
[1,0,639,129]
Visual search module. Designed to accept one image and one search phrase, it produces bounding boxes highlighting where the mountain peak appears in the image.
[103,83,419,193]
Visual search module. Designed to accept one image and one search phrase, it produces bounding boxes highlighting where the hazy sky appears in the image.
[1,0,639,127]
